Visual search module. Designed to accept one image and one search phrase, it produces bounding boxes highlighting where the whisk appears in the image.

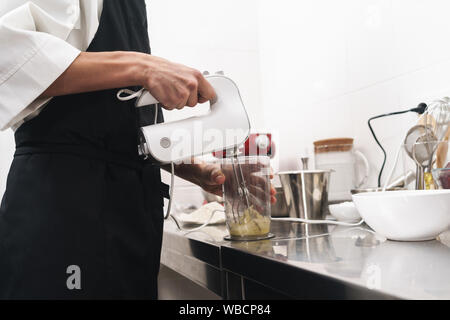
[425,98,450,142]
[229,147,251,223]
[422,98,450,185]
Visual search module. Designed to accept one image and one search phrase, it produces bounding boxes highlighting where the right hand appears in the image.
[139,55,216,110]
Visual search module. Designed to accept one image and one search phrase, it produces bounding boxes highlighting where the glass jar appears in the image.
[221,156,272,240]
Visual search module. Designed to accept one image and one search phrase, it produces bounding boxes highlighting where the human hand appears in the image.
[172,161,276,203]
[139,55,216,110]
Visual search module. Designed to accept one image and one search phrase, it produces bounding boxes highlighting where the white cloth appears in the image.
[0,0,104,130]
[178,202,226,225]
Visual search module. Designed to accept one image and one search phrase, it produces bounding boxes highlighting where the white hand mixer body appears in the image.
[134,74,251,163]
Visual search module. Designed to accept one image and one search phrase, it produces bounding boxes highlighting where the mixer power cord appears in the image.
[270,217,364,226]
[368,103,427,187]
[117,88,176,220]
[170,210,365,234]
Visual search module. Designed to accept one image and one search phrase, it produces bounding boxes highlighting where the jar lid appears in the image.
[313,138,354,153]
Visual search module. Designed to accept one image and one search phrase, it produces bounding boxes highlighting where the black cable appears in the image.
[369,103,427,187]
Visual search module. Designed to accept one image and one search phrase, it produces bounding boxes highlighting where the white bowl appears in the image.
[352,190,450,241]
[329,202,361,222]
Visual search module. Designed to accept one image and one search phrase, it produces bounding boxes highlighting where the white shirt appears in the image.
[0,0,104,130]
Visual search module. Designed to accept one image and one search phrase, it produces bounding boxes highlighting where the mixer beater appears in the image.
[229,147,252,223]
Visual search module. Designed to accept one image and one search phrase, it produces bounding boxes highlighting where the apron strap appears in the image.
[15,145,147,171]
[160,182,170,199]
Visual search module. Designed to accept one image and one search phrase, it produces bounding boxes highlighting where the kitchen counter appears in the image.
[161,218,450,299]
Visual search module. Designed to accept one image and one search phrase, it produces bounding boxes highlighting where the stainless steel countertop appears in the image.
[162,218,450,299]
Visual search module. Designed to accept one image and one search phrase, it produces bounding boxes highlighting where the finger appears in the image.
[197,95,209,104]
[159,100,180,110]
[209,167,225,185]
[271,196,277,204]
[247,184,270,202]
[186,92,199,107]
[175,87,190,109]
[186,81,199,107]
[175,101,186,110]
[201,164,225,186]
[241,162,268,177]
[197,74,216,103]
[160,104,174,111]
[246,175,269,190]
[159,85,184,110]
[270,186,276,196]
[211,171,225,185]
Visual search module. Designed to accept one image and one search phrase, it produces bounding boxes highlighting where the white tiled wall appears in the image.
[1,0,450,198]
[258,0,450,186]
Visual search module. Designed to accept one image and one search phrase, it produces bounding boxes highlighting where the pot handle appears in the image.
[355,150,370,188]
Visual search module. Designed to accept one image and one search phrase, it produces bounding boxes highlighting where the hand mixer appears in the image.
[134,75,250,164]
[117,74,251,222]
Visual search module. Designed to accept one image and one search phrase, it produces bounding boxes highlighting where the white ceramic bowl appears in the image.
[352,190,450,241]
[329,202,361,222]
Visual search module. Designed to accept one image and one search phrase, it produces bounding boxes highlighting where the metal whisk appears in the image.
[425,98,450,142]
[229,148,251,223]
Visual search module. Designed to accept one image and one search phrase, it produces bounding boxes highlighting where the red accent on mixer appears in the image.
[213,133,275,158]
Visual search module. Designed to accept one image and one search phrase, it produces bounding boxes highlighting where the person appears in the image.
[0,0,275,299]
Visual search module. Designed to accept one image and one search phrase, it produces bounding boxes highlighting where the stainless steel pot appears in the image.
[278,170,332,220]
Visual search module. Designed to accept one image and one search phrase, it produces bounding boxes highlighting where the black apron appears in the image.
[0,0,168,299]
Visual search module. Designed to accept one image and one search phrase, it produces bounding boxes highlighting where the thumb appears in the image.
[209,168,225,185]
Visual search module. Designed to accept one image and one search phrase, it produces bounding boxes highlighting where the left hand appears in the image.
[173,162,226,197]
[174,162,277,203]
[191,162,227,197]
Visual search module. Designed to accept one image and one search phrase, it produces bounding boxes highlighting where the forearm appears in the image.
[40,51,147,98]
[39,51,216,111]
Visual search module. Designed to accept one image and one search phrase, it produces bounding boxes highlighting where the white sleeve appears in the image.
[0,1,82,130]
